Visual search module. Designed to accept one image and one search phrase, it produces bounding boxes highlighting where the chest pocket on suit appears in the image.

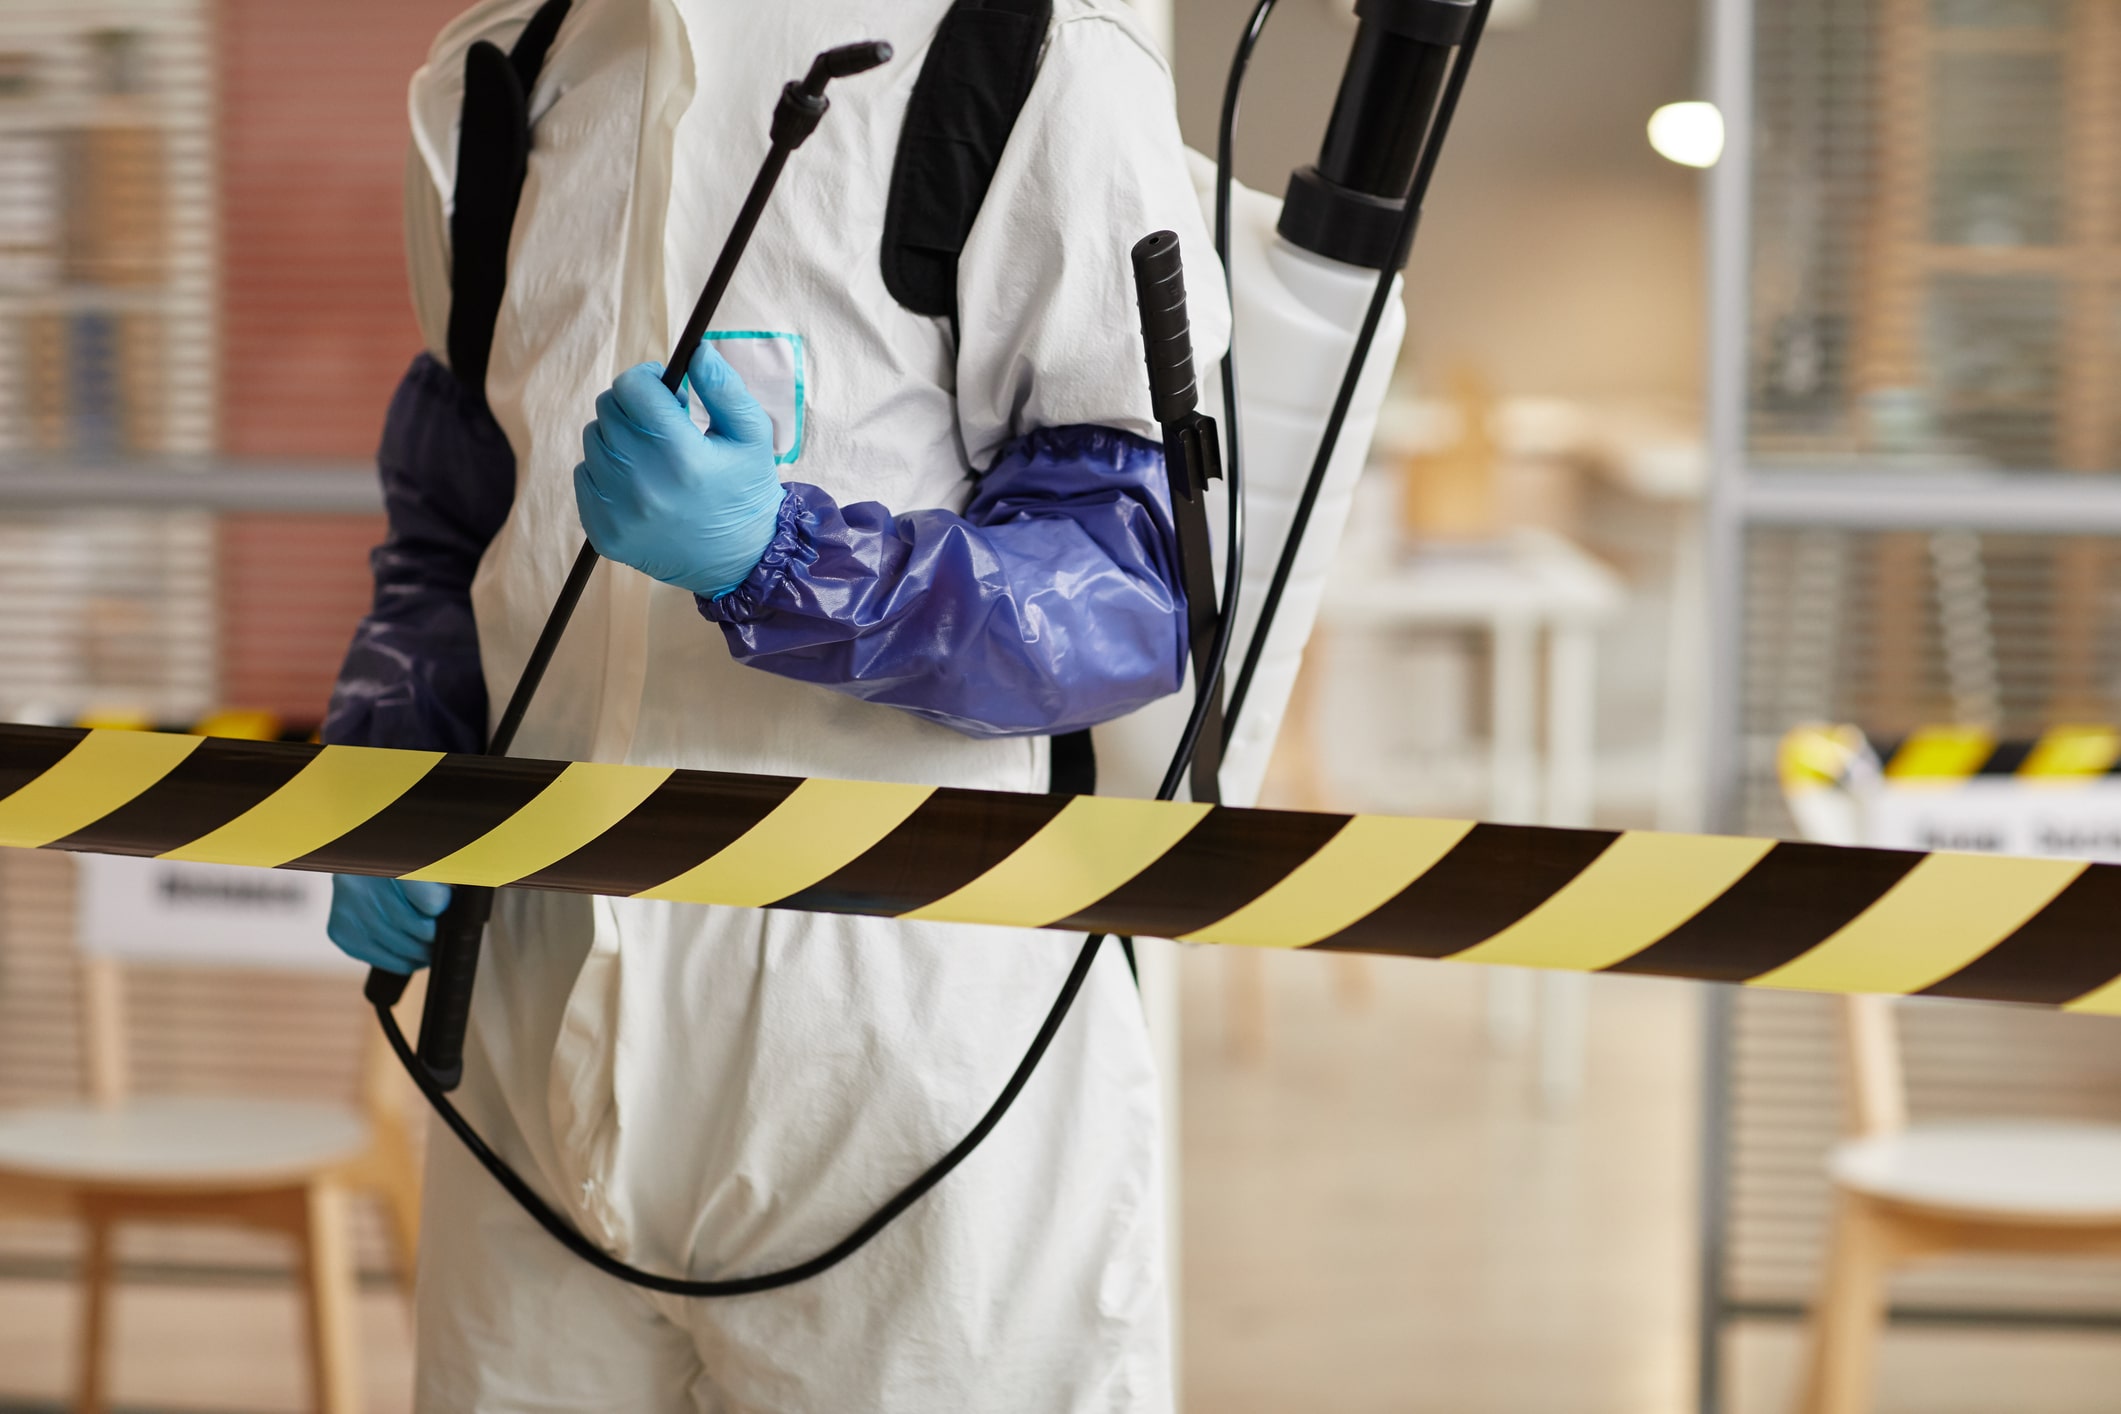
[692,331,806,465]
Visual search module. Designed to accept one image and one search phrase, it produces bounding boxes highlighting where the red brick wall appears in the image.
[217,0,451,454]
[215,0,462,720]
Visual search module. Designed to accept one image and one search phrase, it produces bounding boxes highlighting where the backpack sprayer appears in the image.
[370,0,1492,1296]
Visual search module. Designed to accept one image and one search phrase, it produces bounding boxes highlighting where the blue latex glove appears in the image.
[328,875,452,975]
[574,344,788,598]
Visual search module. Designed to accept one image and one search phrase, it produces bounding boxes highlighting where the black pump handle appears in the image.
[1131,231,1198,427]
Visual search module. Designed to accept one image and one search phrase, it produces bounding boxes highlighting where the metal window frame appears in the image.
[0,460,379,513]
[1697,0,2121,1407]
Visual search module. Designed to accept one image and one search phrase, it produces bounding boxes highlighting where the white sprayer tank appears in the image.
[1093,151,1406,808]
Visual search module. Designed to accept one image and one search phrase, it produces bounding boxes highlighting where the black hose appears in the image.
[1216,0,1276,496]
[374,929,1101,1296]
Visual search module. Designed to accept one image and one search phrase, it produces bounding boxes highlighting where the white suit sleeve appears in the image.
[400,0,556,370]
[951,8,1231,466]
[403,142,452,366]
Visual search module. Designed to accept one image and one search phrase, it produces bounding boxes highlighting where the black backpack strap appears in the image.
[1048,727,1096,796]
[506,0,570,86]
[446,0,573,394]
[880,0,1052,322]
[885,0,1086,796]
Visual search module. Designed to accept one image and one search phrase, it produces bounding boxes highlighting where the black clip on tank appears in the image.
[365,40,896,1092]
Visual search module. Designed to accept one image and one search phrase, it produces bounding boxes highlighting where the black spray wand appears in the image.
[365,40,895,1092]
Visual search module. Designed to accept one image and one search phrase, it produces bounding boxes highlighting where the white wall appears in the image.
[1171,0,1705,404]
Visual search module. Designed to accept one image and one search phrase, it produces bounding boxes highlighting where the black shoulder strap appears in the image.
[883,2,1117,800]
[1048,726,1096,796]
[446,0,573,394]
[880,0,1052,322]
[885,1,1089,795]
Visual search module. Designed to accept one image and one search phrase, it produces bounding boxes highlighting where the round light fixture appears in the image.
[1647,101,1724,169]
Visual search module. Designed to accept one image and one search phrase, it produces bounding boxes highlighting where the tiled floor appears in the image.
[6,949,2121,1411]
[0,1278,413,1412]
[1175,947,2121,1414]
[1177,949,1699,1414]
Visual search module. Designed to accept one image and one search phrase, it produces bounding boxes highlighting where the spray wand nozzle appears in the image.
[777,40,894,147]
[804,40,895,92]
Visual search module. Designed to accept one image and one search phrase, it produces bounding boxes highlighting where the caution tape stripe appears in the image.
[58,736,313,857]
[518,769,800,895]
[0,728,201,848]
[1921,865,2121,1007]
[1450,832,1777,975]
[903,796,1212,929]
[1752,852,2086,995]
[1604,842,1920,983]
[1872,724,2121,782]
[1181,815,1473,950]
[0,726,86,829]
[10,724,2121,1013]
[2019,727,2121,779]
[1315,823,1617,958]
[1882,726,1997,782]
[162,745,443,868]
[290,752,567,876]
[402,762,674,889]
[778,787,1069,918]
[642,778,937,908]
[1788,724,2121,793]
[1058,805,1349,939]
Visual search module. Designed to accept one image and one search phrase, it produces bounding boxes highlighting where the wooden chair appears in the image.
[0,951,423,1414]
[1795,993,2121,1413]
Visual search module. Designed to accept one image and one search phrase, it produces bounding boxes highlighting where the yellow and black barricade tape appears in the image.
[4,722,2121,1013]
[1883,725,2121,782]
[1784,722,2121,790]
[71,708,314,742]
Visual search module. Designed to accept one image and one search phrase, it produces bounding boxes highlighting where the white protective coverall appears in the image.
[397,1,1226,1408]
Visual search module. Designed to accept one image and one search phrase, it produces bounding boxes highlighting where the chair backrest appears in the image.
[71,851,343,1106]
[1839,994,1908,1139]
[78,955,127,1108]
[1738,725,2121,1321]
[51,853,392,1121]
[1792,727,2079,1143]
[73,954,407,1126]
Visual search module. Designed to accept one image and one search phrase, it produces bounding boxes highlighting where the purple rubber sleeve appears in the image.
[699,424,1189,739]
[322,353,515,753]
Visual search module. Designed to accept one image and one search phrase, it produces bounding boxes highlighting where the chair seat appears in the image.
[1831,1120,2121,1221]
[0,1096,369,1188]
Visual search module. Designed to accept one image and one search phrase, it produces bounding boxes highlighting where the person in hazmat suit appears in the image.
[320,0,1226,1408]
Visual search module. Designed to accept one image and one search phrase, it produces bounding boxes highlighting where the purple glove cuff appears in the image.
[692,424,1188,739]
[700,483,823,617]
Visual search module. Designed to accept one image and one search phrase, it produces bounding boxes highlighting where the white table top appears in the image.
[1320,527,1626,630]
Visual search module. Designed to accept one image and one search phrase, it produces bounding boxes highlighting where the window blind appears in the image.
[0,0,218,725]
